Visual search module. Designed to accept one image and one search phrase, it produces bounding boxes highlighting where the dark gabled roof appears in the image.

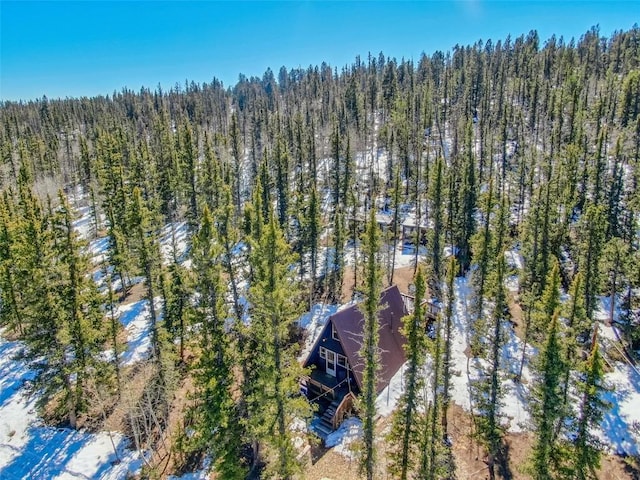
[307,285,408,394]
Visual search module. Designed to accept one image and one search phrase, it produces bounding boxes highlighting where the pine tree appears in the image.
[342,133,356,209]
[560,273,589,408]
[529,311,566,480]
[191,206,246,478]
[177,120,199,226]
[471,175,495,321]
[428,156,445,299]
[51,192,111,428]
[153,114,180,218]
[130,187,162,360]
[457,121,477,272]
[0,197,25,335]
[572,329,608,480]
[199,132,223,211]
[330,206,345,302]
[473,254,508,480]
[274,135,290,234]
[578,205,607,320]
[164,260,191,363]
[600,237,630,325]
[359,207,382,480]
[103,259,122,395]
[441,256,458,437]
[129,186,174,422]
[417,282,450,480]
[96,130,133,297]
[531,259,561,344]
[245,213,311,478]
[388,164,402,285]
[218,185,244,323]
[305,184,321,303]
[387,266,427,479]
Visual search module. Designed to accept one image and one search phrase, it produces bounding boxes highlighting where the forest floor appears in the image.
[303,402,638,480]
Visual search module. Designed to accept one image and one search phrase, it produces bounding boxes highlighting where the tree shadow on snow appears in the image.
[0,427,88,479]
[0,425,132,480]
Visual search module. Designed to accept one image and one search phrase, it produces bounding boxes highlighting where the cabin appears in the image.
[348,211,394,235]
[401,213,429,245]
[301,285,409,437]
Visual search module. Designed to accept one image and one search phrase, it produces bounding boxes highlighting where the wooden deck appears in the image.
[304,370,351,403]
[302,371,357,439]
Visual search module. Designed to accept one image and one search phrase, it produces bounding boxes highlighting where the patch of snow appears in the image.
[117,297,164,366]
[498,326,534,432]
[443,245,458,258]
[72,210,95,241]
[230,241,248,257]
[593,295,621,324]
[504,248,524,271]
[599,322,621,342]
[385,242,425,269]
[0,334,144,479]
[505,275,520,293]
[159,222,190,265]
[87,237,110,265]
[599,362,640,455]
[449,276,474,411]
[398,243,427,266]
[325,417,362,459]
[376,362,408,417]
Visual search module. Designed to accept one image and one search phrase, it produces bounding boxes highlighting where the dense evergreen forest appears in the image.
[1,25,640,479]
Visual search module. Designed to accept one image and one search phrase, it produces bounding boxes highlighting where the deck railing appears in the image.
[401,293,441,318]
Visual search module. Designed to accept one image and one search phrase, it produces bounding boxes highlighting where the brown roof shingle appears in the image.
[331,285,408,393]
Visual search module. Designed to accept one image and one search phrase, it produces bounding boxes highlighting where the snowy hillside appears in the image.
[0,333,145,479]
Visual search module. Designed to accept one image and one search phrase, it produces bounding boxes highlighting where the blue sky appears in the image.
[0,1,637,101]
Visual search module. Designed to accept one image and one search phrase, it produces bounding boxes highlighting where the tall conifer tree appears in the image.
[387,266,427,479]
[359,207,382,480]
[191,206,246,478]
[246,213,311,478]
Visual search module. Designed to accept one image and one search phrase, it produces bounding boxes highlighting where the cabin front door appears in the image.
[326,350,337,377]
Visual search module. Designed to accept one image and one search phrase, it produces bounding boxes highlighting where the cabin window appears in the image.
[337,354,348,368]
[331,323,339,341]
[319,346,326,359]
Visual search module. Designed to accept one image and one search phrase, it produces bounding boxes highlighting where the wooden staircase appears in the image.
[313,399,340,439]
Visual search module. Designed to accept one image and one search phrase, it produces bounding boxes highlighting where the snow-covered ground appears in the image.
[0,191,173,478]
[448,273,640,451]
[325,417,363,459]
[600,358,640,455]
[159,221,190,265]
[504,247,524,271]
[375,363,409,418]
[115,297,164,366]
[599,323,640,455]
[0,333,144,479]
